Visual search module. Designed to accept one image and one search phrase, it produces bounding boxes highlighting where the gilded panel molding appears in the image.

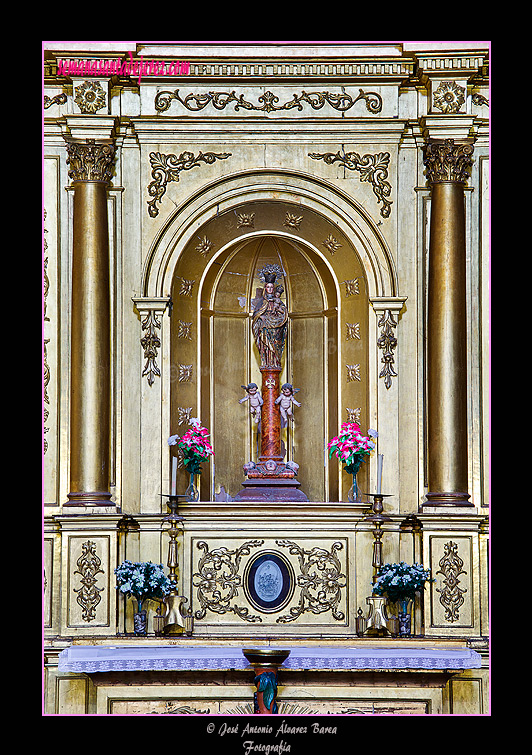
[154,87,382,114]
[43,210,50,453]
[436,541,468,623]
[146,150,232,218]
[73,540,104,622]
[308,150,392,218]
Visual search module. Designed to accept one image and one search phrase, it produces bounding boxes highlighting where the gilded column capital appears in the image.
[66,138,116,183]
[422,138,474,185]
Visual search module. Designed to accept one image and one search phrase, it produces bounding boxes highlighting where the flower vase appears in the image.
[133,605,148,636]
[347,473,359,502]
[397,598,412,637]
[185,472,199,502]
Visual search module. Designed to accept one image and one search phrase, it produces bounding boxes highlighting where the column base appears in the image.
[65,491,115,507]
[422,491,473,507]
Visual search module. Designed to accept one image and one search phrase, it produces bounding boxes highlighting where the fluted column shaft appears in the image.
[65,140,116,506]
[423,139,474,507]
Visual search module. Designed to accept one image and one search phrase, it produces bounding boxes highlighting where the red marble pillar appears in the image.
[259,367,283,462]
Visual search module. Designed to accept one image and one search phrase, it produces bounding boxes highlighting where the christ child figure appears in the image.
[239,383,263,423]
[275,383,301,427]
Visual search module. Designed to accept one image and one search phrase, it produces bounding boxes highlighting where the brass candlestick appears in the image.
[358,492,398,636]
[161,494,193,636]
[364,493,392,579]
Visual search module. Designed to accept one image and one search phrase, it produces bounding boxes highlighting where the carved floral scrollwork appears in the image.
[376,309,398,389]
[193,539,265,622]
[309,150,393,218]
[147,150,231,218]
[73,540,104,622]
[154,88,382,115]
[275,540,346,623]
[140,310,162,386]
[436,541,468,623]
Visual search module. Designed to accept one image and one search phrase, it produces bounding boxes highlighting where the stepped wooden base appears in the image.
[234,477,309,502]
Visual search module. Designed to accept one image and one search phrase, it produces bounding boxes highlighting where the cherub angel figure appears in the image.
[239,383,263,423]
[275,383,301,427]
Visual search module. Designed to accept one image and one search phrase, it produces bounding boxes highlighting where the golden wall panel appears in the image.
[44,538,54,628]
[96,684,443,715]
[66,535,111,629]
[43,156,61,505]
[189,535,349,631]
[428,536,475,631]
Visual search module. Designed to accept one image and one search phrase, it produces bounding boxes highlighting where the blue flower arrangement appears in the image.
[115,561,172,613]
[372,561,434,605]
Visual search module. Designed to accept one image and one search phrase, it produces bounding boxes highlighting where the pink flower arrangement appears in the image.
[327,422,377,475]
[168,418,214,475]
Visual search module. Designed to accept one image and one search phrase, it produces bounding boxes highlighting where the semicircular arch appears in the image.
[141,168,398,300]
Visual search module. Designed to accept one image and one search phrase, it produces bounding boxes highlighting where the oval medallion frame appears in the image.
[243,550,295,613]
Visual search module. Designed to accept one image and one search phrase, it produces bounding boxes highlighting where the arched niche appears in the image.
[170,199,370,502]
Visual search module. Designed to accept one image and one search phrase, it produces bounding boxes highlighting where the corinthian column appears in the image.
[422,139,474,507]
[65,139,116,506]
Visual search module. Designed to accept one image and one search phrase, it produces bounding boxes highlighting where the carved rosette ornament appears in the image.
[432,81,466,114]
[66,139,116,183]
[422,139,474,184]
[74,80,106,114]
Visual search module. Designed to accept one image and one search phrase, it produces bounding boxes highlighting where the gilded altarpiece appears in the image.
[43,42,489,717]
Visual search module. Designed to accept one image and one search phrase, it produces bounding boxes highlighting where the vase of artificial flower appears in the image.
[397,598,413,637]
[185,472,199,502]
[115,561,172,636]
[327,422,378,502]
[168,418,214,502]
[372,561,434,637]
[133,606,148,635]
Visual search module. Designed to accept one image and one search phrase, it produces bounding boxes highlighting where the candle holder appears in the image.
[358,492,397,637]
[160,494,193,636]
[363,493,392,578]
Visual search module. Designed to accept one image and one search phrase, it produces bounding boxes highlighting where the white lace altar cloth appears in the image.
[58,645,481,674]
